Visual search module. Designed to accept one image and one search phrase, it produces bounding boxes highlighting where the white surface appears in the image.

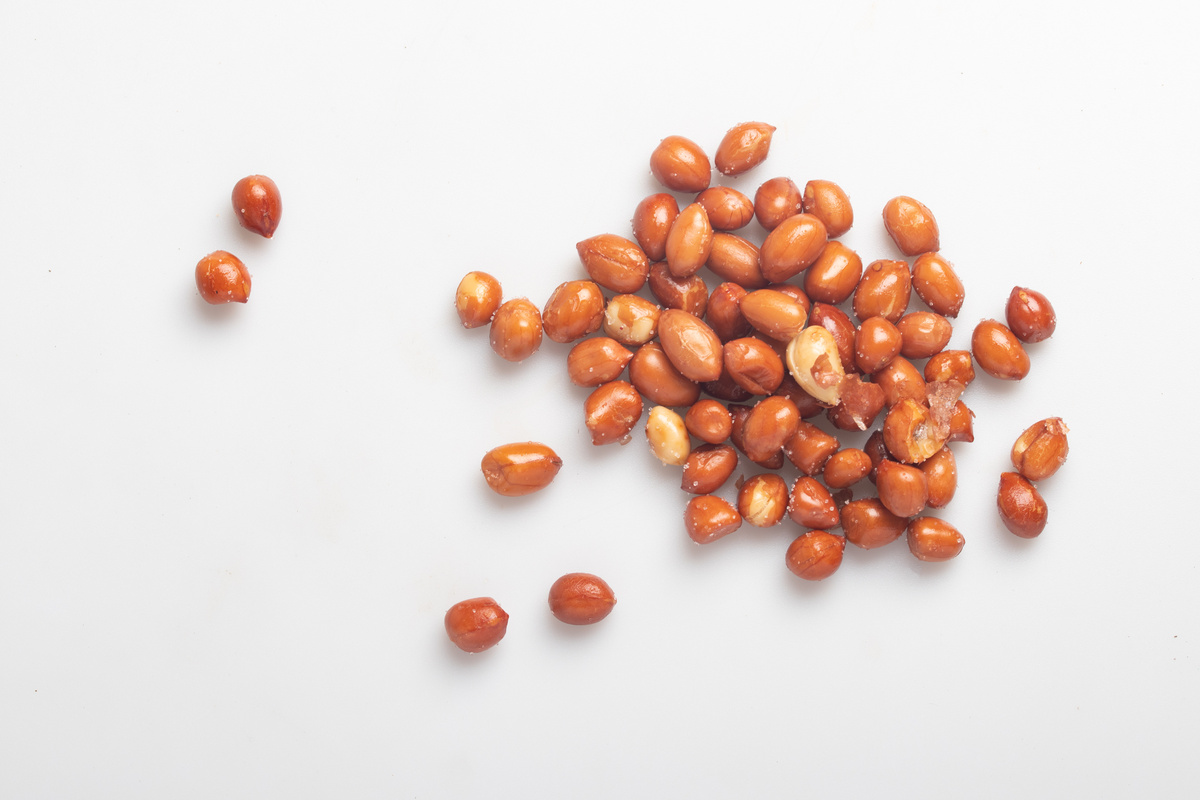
[1,1,1197,797]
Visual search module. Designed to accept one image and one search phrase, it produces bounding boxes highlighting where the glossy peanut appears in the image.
[648,263,708,317]
[802,180,853,238]
[876,459,928,518]
[972,319,1030,380]
[738,473,789,527]
[740,289,808,342]
[783,421,840,475]
[584,381,643,445]
[912,252,964,317]
[548,573,616,625]
[786,531,845,581]
[656,309,724,383]
[948,400,975,443]
[810,303,858,375]
[577,234,650,293]
[715,121,776,176]
[855,317,903,374]
[489,298,543,362]
[723,337,785,395]
[853,259,912,323]
[728,403,781,468]
[924,350,975,386]
[455,271,502,328]
[231,174,282,238]
[921,445,957,508]
[883,195,939,256]
[682,444,739,494]
[567,337,634,386]
[1011,418,1069,481]
[785,326,844,406]
[542,280,605,343]
[628,343,701,408]
[754,177,804,231]
[1006,287,1057,343]
[883,399,946,464]
[685,495,742,544]
[645,406,690,466]
[823,448,872,489]
[897,311,953,359]
[788,477,841,529]
[650,135,711,192]
[803,241,863,305]
[445,597,509,653]
[827,376,886,431]
[706,234,766,290]
[603,294,661,346]
[481,442,563,496]
[766,283,812,315]
[874,357,927,407]
[665,202,714,278]
[632,193,680,262]
[696,186,754,231]
[684,399,733,444]
[195,250,251,304]
[841,498,907,549]
[758,213,828,283]
[906,518,965,562]
[741,396,800,464]
[997,472,1047,538]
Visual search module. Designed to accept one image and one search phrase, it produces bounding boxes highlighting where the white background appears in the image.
[1,1,1197,797]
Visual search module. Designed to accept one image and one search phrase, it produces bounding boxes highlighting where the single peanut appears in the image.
[455,271,503,328]
[906,518,965,562]
[231,174,282,238]
[682,443,739,494]
[481,442,563,496]
[685,495,742,544]
[972,319,1030,380]
[897,311,953,359]
[723,337,785,395]
[912,252,964,317]
[783,421,840,475]
[650,135,711,193]
[706,233,766,290]
[785,531,845,581]
[921,445,957,508]
[753,177,803,231]
[657,309,724,383]
[715,121,776,176]
[802,180,853,238]
[855,316,903,374]
[876,459,929,518]
[758,213,828,283]
[874,356,927,407]
[1011,418,1069,481]
[445,597,509,653]
[632,193,680,262]
[785,326,845,406]
[577,234,650,293]
[853,259,912,323]
[804,241,863,305]
[542,280,605,343]
[195,250,251,304]
[841,498,907,549]
[648,262,709,317]
[997,472,1047,538]
[737,473,789,527]
[584,380,643,445]
[787,476,841,530]
[883,398,946,464]
[628,343,701,406]
[548,573,616,625]
[489,298,543,362]
[665,202,715,278]
[696,186,755,231]
[603,294,661,347]
[741,396,800,464]
[567,337,634,386]
[882,195,940,256]
[823,448,873,489]
[1006,287,1057,343]
[684,399,733,444]
[645,406,690,466]
[923,350,975,386]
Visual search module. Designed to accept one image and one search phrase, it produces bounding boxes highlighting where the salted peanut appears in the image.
[924,350,975,385]
[785,326,844,406]
[912,252,965,317]
[681,443,739,494]
[741,396,800,464]
[997,472,1048,538]
[724,403,782,469]
[741,289,808,342]
[231,175,282,238]
[715,121,776,176]
[882,196,940,256]
[864,429,890,484]
[542,280,605,343]
[809,303,858,375]
[685,495,742,544]
[647,263,707,317]
[696,186,754,231]
[628,342,701,407]
[548,573,616,625]
[754,177,804,231]
[823,448,872,489]
[706,233,765,290]
[841,498,907,549]
[603,294,661,347]
[948,400,975,443]
[737,473,789,527]
[489,298,543,362]
[700,370,754,403]
[921,446,957,508]
[874,356,927,407]
[876,459,928,518]
[853,259,912,323]
[657,309,723,383]
[650,135,711,192]
[803,241,863,305]
[481,442,563,496]
[765,283,812,315]
[584,380,643,445]
[455,271,502,328]
[685,399,733,444]
[195,251,251,304]
[883,398,947,464]
[897,311,953,359]
[855,317,903,374]
[786,530,846,581]
[759,213,828,283]
[802,180,853,238]
[567,337,634,387]
[632,193,680,262]
[788,476,841,529]
[577,234,650,293]
[906,518,965,562]
[645,406,690,466]
[723,337,785,395]
[1011,418,1069,481]
[773,375,827,419]
[783,420,840,475]
[705,286,746,344]
[665,202,715,278]
[1006,287,1057,343]
[972,319,1030,380]
[445,597,509,653]
[827,376,886,431]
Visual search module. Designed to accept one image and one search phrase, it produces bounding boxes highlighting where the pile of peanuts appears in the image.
[450,122,1068,652]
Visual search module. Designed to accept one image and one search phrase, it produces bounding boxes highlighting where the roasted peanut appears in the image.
[706,233,766,290]
[685,495,743,544]
[489,298,543,362]
[455,271,502,328]
[195,250,251,304]
[723,337,785,395]
[923,350,975,386]
[737,473,789,527]
[810,303,858,375]
[696,186,755,231]
[874,356,927,407]
[656,309,724,383]
[785,326,845,406]
[650,135,711,193]
[728,403,784,469]
[684,399,733,444]
[841,498,907,549]
[753,177,804,231]
[997,472,1047,538]
[876,459,928,518]
[665,202,714,278]
[948,400,975,443]
[231,174,282,238]
[802,180,853,239]
[827,375,886,431]
[972,319,1030,380]
[741,396,800,464]
[481,442,563,496]
[920,445,957,508]
[603,294,661,347]
[897,311,953,359]
[787,476,841,530]
[632,193,680,262]
[758,213,828,283]
[715,121,776,176]
[548,573,616,625]
[645,406,690,466]
[584,381,643,445]
[883,195,940,256]
[906,518,965,562]
[741,289,808,342]
[567,337,634,386]
[803,241,863,305]
[542,280,605,343]
[648,262,708,317]
[912,252,964,317]
[445,597,509,653]
[783,421,840,475]
[883,398,947,464]
[823,448,873,489]
[785,531,845,581]
[577,234,650,293]
[1011,418,1069,481]
[853,259,912,323]
[1006,287,1057,343]
[682,443,739,494]
[855,317,903,374]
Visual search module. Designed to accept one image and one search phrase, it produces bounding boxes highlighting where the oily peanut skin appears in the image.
[906,518,965,562]
[632,193,679,262]
[684,399,733,444]
[481,442,563,497]
[685,495,742,544]
[548,573,616,625]
[853,259,912,324]
[972,319,1030,380]
[855,317,903,375]
[823,448,873,489]
[741,289,808,343]
[841,498,907,549]
[231,174,282,238]
[707,234,766,290]
[737,473,789,527]
[584,381,643,445]
[696,186,755,231]
[195,251,251,304]
[656,310,724,383]
[788,477,841,529]
[577,234,650,294]
[665,203,715,278]
[715,121,776,176]
[1011,418,1069,481]
[924,350,975,386]
[784,421,840,476]
[722,338,785,396]
[741,396,800,464]
[802,180,854,239]
[758,213,828,284]
[648,263,708,317]
[804,241,863,305]
[445,597,509,653]
[912,253,965,317]
[897,312,953,359]
[997,472,1048,538]
[921,445,958,508]
[455,271,503,328]
[882,195,940,256]
[567,337,634,387]
[754,177,804,231]
[786,531,845,581]
[542,280,605,343]
[876,459,929,518]
[827,376,886,432]
[650,135,711,193]
[682,444,739,494]
[489,298,543,362]
[875,357,927,407]
[1006,287,1057,343]
[628,343,701,407]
